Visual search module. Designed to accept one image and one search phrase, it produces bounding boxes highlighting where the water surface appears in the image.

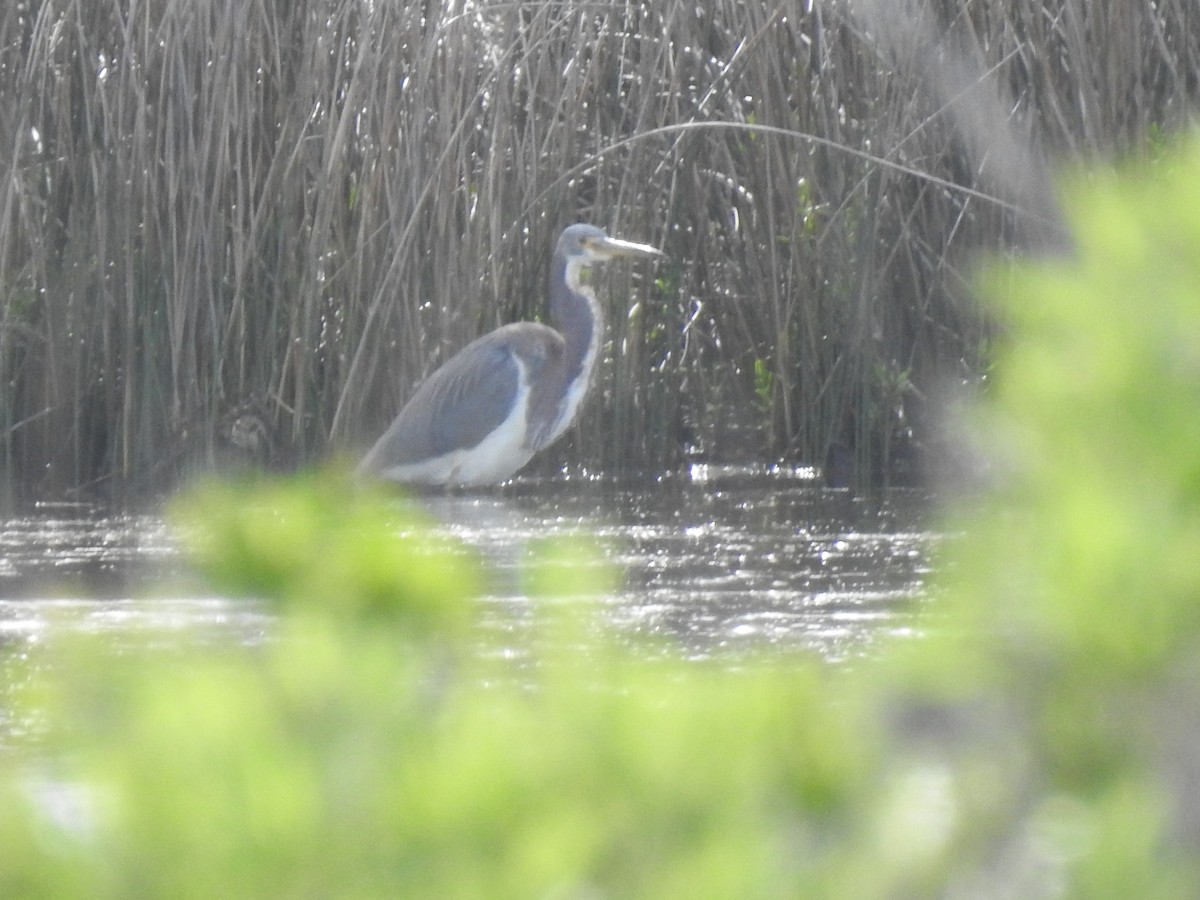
[0,468,934,663]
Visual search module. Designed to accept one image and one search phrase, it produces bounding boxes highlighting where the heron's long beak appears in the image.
[594,234,664,259]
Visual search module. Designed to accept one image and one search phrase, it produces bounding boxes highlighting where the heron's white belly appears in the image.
[377,373,535,486]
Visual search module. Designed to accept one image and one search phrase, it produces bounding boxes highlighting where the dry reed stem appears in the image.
[0,0,1194,499]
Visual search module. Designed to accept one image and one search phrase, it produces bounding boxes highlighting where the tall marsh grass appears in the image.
[0,0,1196,499]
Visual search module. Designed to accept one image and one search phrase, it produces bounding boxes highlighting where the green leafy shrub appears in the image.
[4,135,1200,897]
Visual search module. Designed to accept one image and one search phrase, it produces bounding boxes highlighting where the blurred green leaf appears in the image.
[6,134,1200,898]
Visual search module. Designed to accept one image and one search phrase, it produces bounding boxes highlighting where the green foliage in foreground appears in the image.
[3,137,1200,897]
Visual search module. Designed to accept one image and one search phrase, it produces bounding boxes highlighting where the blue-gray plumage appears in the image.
[358,224,662,486]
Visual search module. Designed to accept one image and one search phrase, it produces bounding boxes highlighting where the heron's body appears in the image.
[358,224,660,486]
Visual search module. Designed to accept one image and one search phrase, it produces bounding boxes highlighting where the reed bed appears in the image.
[0,0,1195,500]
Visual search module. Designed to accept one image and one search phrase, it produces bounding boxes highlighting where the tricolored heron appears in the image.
[358,223,663,486]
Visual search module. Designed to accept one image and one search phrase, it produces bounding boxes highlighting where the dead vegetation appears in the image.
[0,0,1195,499]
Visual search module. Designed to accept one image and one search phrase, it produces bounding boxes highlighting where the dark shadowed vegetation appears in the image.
[0,0,1196,500]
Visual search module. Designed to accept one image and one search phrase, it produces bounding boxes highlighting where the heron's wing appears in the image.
[361,326,556,471]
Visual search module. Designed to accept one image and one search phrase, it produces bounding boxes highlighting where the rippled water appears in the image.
[0,468,934,662]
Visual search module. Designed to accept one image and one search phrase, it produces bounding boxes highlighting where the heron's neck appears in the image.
[551,255,602,386]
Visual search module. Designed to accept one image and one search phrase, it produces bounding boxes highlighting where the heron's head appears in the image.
[557,223,663,267]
